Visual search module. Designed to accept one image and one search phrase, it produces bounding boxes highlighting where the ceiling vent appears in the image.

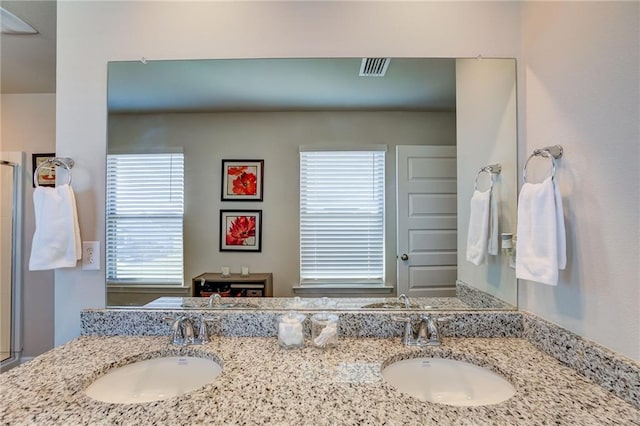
[359,58,390,77]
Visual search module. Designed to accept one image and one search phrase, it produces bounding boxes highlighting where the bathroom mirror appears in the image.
[106,57,517,310]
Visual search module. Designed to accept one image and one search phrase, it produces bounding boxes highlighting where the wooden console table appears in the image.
[192,272,273,297]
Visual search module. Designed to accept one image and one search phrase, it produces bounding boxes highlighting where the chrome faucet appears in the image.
[398,294,411,309]
[168,316,195,346]
[164,315,216,346]
[417,314,447,346]
[391,314,449,346]
[207,293,222,308]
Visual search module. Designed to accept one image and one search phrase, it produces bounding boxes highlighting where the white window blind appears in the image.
[300,150,385,285]
[106,153,184,285]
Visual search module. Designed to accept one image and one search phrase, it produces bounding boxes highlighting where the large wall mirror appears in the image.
[106,57,517,309]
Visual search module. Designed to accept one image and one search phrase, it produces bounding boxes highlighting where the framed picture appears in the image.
[221,159,264,201]
[220,210,262,252]
[32,153,56,188]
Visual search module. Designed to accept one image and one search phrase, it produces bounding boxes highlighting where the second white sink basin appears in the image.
[381,357,515,406]
[85,356,222,404]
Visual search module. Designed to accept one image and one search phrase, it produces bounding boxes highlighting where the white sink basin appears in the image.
[85,356,222,404]
[381,357,515,407]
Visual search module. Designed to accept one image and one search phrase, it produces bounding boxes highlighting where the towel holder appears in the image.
[33,157,75,188]
[523,145,563,184]
[474,163,502,191]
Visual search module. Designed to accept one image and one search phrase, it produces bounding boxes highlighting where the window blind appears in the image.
[300,150,385,285]
[106,153,184,285]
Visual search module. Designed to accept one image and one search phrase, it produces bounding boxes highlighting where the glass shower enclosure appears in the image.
[1,153,23,371]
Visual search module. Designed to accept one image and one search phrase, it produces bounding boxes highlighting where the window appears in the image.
[299,148,385,286]
[106,153,184,285]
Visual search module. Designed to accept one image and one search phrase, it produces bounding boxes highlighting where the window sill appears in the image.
[292,285,394,296]
[107,284,190,294]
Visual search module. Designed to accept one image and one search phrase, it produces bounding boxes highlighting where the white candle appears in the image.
[221,266,230,277]
[241,266,249,276]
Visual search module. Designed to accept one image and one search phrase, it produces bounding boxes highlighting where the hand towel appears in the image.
[29,184,82,271]
[488,187,499,256]
[515,176,566,285]
[466,189,491,265]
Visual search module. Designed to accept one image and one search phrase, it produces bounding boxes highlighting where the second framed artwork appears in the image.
[220,210,262,252]
[221,159,264,201]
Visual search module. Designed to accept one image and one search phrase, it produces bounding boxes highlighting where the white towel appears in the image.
[29,184,82,271]
[515,176,566,285]
[488,187,499,256]
[466,189,491,265]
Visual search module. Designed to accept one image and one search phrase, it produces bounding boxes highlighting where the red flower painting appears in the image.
[225,215,256,246]
[232,171,257,195]
[227,166,247,176]
[221,160,263,201]
[220,210,262,252]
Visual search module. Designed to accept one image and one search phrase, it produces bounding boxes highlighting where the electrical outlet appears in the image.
[82,241,100,270]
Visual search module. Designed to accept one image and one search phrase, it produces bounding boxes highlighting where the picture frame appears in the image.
[221,159,264,201]
[220,209,262,252]
[32,153,56,188]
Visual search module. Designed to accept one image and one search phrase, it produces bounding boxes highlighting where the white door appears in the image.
[396,145,457,297]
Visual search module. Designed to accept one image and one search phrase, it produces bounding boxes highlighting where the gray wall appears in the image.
[456,58,518,304]
[109,111,456,296]
[518,1,639,359]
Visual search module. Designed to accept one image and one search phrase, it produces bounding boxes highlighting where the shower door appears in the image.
[1,154,23,371]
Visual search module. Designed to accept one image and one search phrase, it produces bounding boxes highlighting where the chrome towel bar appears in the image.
[33,156,75,188]
[523,145,563,184]
[474,163,502,191]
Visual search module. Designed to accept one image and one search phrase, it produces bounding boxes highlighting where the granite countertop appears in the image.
[1,336,637,425]
[144,293,514,311]
[145,296,478,310]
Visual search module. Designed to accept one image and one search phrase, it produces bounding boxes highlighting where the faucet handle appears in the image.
[162,315,177,325]
[194,316,218,344]
[162,316,181,337]
[391,315,416,346]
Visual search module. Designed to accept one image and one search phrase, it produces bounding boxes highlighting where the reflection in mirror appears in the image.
[107,57,517,310]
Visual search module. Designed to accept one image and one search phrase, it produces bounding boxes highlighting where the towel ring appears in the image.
[33,157,74,188]
[523,145,563,184]
[474,163,502,191]
[474,169,494,191]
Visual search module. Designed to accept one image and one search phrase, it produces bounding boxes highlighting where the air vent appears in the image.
[359,58,390,77]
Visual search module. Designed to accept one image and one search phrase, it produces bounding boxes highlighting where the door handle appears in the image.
[400,254,409,261]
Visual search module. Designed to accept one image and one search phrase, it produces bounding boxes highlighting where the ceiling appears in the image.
[108,58,456,113]
[0,1,456,112]
[0,0,56,94]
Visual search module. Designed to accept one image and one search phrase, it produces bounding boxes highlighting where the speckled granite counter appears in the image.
[143,295,504,310]
[141,282,514,311]
[1,336,637,425]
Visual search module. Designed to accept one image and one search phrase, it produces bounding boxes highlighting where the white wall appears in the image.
[56,0,520,345]
[456,58,518,305]
[109,111,455,297]
[519,2,639,360]
[1,94,56,358]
